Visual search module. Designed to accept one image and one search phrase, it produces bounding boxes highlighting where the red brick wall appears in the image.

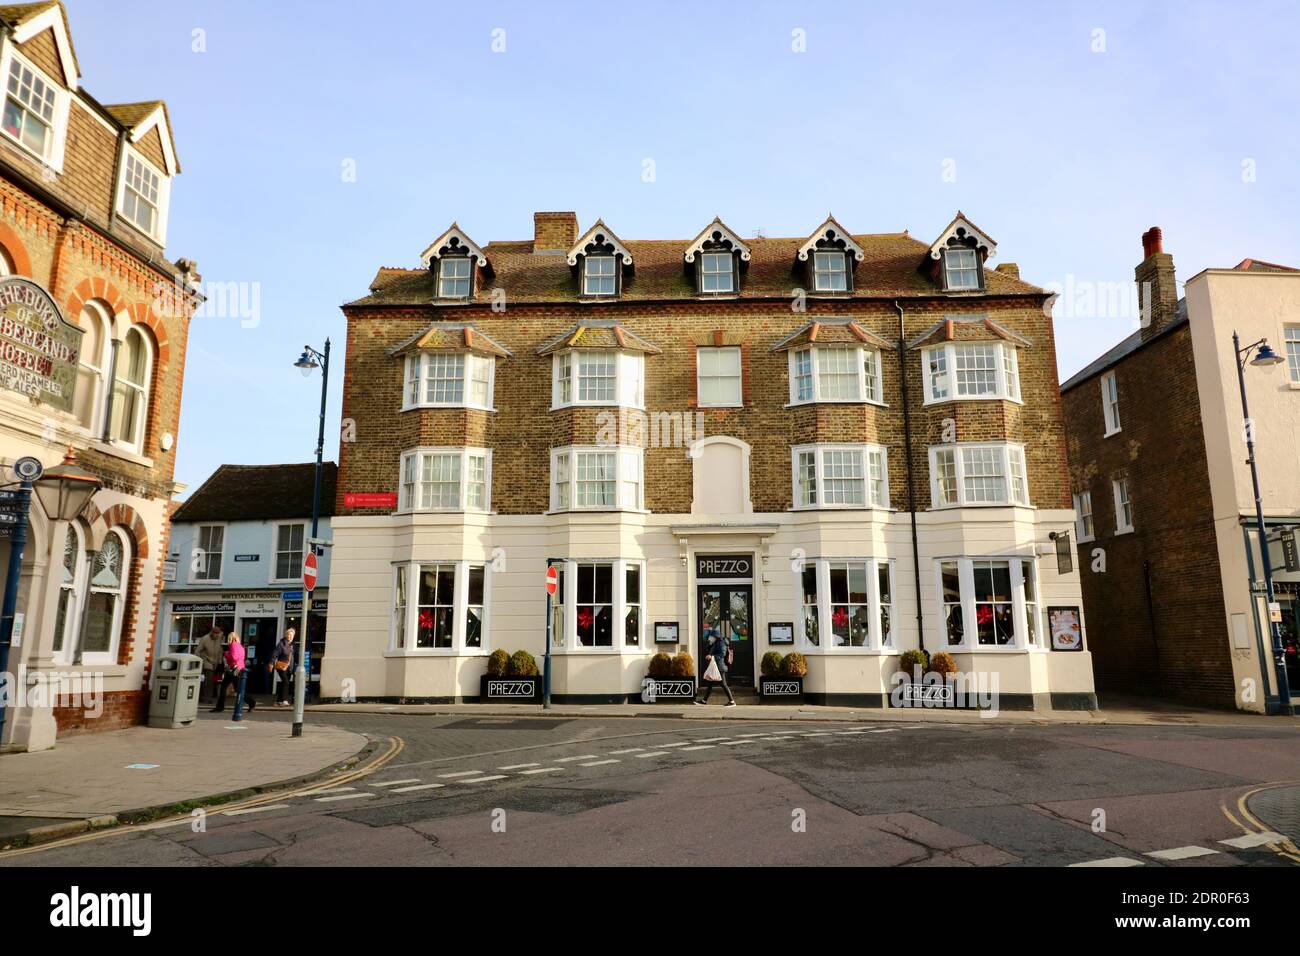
[53,690,149,736]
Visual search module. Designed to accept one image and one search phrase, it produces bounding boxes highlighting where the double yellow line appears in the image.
[3,735,405,859]
[1221,781,1300,865]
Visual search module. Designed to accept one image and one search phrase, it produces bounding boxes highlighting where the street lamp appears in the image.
[1233,332,1293,716]
[33,447,101,523]
[290,340,330,738]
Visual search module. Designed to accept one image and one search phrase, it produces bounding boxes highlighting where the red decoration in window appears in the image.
[577,607,593,631]
[418,610,434,632]
[976,606,993,626]
[832,607,849,628]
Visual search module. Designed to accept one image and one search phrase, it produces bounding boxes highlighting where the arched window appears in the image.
[0,244,12,276]
[83,528,129,663]
[73,301,110,432]
[52,523,86,659]
[109,326,151,451]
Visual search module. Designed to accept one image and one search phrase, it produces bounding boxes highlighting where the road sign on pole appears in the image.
[303,551,318,592]
[546,564,558,597]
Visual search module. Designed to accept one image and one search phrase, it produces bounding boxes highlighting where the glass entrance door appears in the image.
[698,585,754,686]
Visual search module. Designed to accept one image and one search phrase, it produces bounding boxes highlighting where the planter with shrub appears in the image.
[479,649,542,703]
[760,651,807,700]
[641,651,695,702]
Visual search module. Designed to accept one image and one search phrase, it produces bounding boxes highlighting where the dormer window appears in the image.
[583,255,617,296]
[814,251,847,292]
[685,219,750,296]
[700,252,734,293]
[438,256,472,298]
[120,151,161,235]
[943,248,981,291]
[3,56,55,157]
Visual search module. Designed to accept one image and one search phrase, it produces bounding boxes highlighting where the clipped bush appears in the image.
[760,651,784,678]
[506,649,539,677]
[647,652,673,679]
[928,651,957,678]
[781,652,809,678]
[486,648,510,677]
[898,648,929,679]
[671,651,695,678]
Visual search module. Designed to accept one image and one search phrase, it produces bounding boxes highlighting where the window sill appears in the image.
[401,403,495,413]
[698,403,745,410]
[1103,427,1122,439]
[1077,535,1095,545]
[1287,381,1300,391]
[929,502,1036,511]
[790,505,890,514]
[0,128,62,174]
[923,395,1023,407]
[90,440,155,468]
[784,398,889,409]
[383,649,488,658]
[799,647,900,656]
[546,508,650,516]
[942,645,1037,654]
[550,402,645,412]
[1114,526,1135,536]
[114,212,165,248]
[395,509,494,517]
[552,646,646,655]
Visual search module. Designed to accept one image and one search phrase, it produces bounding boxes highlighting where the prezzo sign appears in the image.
[485,680,538,698]
[0,277,82,413]
[640,678,696,701]
[695,554,752,579]
[762,680,802,696]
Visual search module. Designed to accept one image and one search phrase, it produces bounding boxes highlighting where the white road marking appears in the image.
[720,740,755,746]
[222,804,291,816]
[389,783,446,793]
[636,751,670,758]
[659,742,692,748]
[803,732,833,737]
[370,778,421,787]
[694,737,732,743]
[518,767,562,775]
[456,775,508,784]
[315,792,377,803]
[554,755,599,763]
[866,728,900,734]
[607,748,644,755]
[300,786,356,796]
[498,763,540,770]
[681,745,716,751]
[736,732,772,737]
[439,770,490,779]
[1219,831,1284,849]
[579,759,620,767]
[1146,845,1220,861]
[1069,857,1146,867]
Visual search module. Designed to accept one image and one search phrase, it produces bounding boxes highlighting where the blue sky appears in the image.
[63,0,1300,495]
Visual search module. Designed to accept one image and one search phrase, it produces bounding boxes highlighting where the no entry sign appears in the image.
[303,551,319,592]
[546,564,558,597]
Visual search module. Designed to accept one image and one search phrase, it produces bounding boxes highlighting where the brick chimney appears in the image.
[533,212,578,252]
[1136,226,1178,335]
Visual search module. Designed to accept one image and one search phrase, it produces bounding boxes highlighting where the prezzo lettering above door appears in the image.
[695,555,752,579]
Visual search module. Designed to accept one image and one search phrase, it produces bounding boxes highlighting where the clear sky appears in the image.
[62,0,1300,495]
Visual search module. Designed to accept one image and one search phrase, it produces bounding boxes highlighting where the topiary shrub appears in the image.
[781,652,809,678]
[671,651,695,678]
[506,649,539,677]
[647,652,672,679]
[898,648,929,680]
[760,651,784,678]
[486,648,510,677]
[928,651,957,679]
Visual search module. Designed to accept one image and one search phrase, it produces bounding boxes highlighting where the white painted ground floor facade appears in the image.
[321,507,1096,710]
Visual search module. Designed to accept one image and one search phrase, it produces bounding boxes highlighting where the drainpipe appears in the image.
[895,301,925,652]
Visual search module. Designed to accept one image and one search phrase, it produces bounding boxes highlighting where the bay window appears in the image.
[936,557,1041,649]
[929,443,1029,507]
[552,350,643,408]
[389,560,490,653]
[548,558,645,652]
[788,346,885,405]
[402,351,495,410]
[551,446,643,511]
[797,557,896,651]
[792,444,889,509]
[923,342,1021,403]
[398,447,492,513]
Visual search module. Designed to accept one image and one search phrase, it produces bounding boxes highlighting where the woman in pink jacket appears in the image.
[211,634,255,713]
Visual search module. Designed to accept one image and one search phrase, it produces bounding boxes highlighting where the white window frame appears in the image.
[73,300,110,435]
[942,247,981,291]
[699,251,735,293]
[270,522,307,584]
[928,443,1030,508]
[115,145,170,244]
[81,527,130,666]
[550,445,644,512]
[934,556,1042,652]
[387,560,491,656]
[1113,477,1134,534]
[796,557,895,653]
[52,522,87,663]
[550,558,646,655]
[551,350,644,409]
[398,446,492,513]
[791,444,889,510]
[1285,325,1300,384]
[582,255,617,296]
[787,346,885,406]
[0,45,70,171]
[923,342,1022,405]
[1073,491,1094,542]
[812,250,847,292]
[1101,371,1121,436]
[107,326,153,454]
[437,256,473,299]
[696,346,742,407]
[402,351,495,411]
[188,523,227,584]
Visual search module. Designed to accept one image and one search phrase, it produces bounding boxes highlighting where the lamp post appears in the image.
[0,449,100,744]
[292,339,330,738]
[1232,331,1292,716]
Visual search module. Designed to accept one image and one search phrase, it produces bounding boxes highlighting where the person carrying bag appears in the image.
[695,629,736,707]
[267,628,297,706]
[211,634,255,713]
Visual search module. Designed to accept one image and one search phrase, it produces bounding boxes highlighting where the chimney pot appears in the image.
[1141,226,1163,260]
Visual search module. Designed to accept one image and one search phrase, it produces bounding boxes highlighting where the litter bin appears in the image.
[148,653,203,728]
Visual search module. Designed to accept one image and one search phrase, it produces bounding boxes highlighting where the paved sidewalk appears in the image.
[0,718,367,842]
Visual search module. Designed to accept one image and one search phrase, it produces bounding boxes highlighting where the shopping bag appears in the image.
[703,658,722,683]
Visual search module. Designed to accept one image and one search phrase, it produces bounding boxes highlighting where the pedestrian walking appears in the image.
[695,629,736,706]
[268,627,297,706]
[194,624,224,703]
[211,633,255,713]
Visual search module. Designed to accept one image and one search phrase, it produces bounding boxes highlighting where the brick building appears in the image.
[1061,228,1298,714]
[324,210,1096,708]
[0,2,197,749]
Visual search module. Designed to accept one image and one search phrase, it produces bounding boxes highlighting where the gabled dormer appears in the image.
[684,217,750,296]
[797,215,864,294]
[0,1,80,171]
[420,223,491,302]
[927,212,997,293]
[106,101,180,245]
[567,220,633,298]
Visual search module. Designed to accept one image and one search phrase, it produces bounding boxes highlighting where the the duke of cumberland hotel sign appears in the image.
[0,277,82,413]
